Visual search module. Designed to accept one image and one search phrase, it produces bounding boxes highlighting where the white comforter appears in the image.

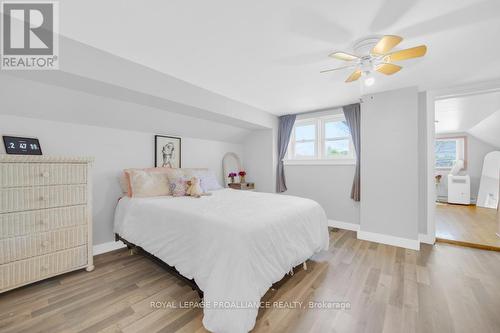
[114,188,329,333]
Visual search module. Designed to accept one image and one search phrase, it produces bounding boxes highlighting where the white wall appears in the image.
[435,132,498,202]
[243,127,277,193]
[360,87,419,246]
[0,115,243,245]
[418,92,428,234]
[285,164,360,224]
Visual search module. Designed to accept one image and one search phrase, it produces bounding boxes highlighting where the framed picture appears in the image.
[155,135,181,168]
[3,136,42,155]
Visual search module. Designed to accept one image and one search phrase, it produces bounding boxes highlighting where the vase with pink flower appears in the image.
[239,170,246,183]
[228,172,237,184]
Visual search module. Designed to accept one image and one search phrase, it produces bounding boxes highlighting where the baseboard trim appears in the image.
[357,230,420,250]
[328,219,360,231]
[419,233,435,245]
[93,240,126,256]
[437,196,477,205]
[436,238,500,252]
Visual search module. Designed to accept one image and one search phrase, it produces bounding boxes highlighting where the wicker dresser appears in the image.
[0,155,94,293]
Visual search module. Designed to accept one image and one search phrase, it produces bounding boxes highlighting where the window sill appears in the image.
[283,159,356,166]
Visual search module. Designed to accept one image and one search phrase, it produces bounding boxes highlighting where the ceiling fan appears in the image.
[321,35,427,86]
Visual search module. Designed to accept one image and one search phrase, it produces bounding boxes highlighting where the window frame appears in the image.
[434,136,467,170]
[287,119,318,160]
[285,113,356,165]
[322,114,355,160]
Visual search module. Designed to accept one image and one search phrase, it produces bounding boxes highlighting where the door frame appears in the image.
[424,78,500,244]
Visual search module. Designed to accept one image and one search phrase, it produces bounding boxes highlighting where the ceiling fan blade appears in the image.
[371,35,403,55]
[384,45,427,62]
[376,63,402,75]
[320,64,356,73]
[329,51,359,61]
[345,70,362,83]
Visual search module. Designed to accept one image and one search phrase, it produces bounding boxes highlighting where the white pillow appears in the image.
[184,169,222,191]
[201,174,223,191]
[129,169,170,197]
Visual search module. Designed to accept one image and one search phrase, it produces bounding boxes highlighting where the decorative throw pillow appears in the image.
[128,169,170,197]
[166,169,189,196]
[169,177,188,197]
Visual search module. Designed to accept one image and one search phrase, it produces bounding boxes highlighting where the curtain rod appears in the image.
[295,98,363,116]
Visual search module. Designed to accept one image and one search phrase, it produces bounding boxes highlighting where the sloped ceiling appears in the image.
[0,36,276,134]
[0,74,253,143]
[435,91,500,148]
[468,110,500,148]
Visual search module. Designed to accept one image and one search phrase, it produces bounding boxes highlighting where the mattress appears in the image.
[114,188,329,333]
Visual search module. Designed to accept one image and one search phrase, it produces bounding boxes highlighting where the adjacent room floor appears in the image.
[1,229,500,333]
[435,203,500,249]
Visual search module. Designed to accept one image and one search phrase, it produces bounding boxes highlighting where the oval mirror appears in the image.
[222,152,242,187]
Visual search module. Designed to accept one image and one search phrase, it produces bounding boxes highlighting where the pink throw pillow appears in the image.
[123,167,179,197]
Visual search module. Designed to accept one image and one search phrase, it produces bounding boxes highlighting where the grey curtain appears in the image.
[343,103,361,201]
[276,114,296,193]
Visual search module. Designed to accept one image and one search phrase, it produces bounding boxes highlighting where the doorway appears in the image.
[432,90,500,250]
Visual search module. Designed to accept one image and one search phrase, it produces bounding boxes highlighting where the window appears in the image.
[286,113,355,164]
[324,119,352,158]
[293,121,316,158]
[435,137,466,169]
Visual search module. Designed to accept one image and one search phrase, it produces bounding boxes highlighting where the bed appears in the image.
[114,188,329,333]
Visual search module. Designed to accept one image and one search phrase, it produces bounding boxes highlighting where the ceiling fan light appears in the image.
[364,74,375,86]
[364,77,375,86]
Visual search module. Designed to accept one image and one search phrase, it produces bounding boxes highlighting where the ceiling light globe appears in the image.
[364,76,375,86]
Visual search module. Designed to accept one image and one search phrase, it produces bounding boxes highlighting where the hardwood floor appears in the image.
[1,229,500,333]
[435,203,500,249]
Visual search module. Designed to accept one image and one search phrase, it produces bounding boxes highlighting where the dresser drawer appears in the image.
[0,185,87,213]
[0,205,87,239]
[0,225,87,264]
[0,245,87,292]
[0,163,87,188]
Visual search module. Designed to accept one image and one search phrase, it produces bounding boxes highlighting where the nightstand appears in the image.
[228,182,255,190]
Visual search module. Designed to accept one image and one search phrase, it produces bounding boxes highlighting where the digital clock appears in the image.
[3,136,42,155]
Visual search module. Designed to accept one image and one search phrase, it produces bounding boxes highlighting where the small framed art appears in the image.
[155,135,181,168]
